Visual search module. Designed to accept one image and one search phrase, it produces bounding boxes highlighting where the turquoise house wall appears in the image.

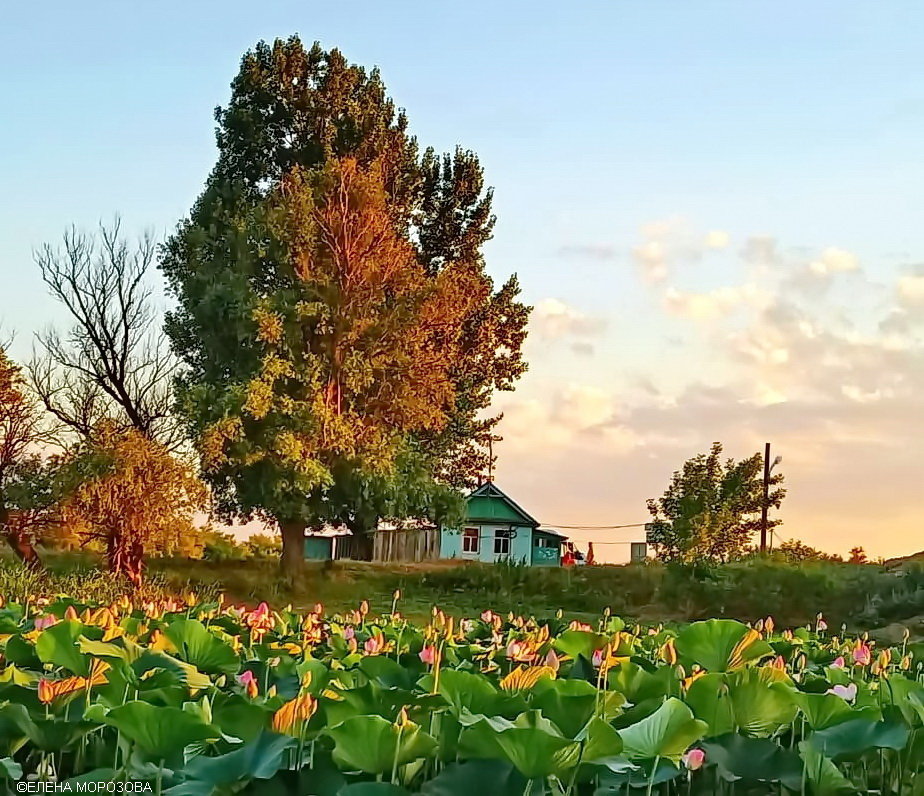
[531,544,561,567]
[440,524,533,564]
[304,536,333,560]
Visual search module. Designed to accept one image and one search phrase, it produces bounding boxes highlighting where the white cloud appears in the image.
[704,230,730,249]
[663,284,766,321]
[554,384,613,430]
[632,240,668,282]
[531,298,606,341]
[808,247,860,277]
[897,274,924,305]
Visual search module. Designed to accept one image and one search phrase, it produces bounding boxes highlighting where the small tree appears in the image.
[56,423,205,584]
[0,347,58,565]
[646,442,786,563]
[848,546,868,565]
[776,538,843,563]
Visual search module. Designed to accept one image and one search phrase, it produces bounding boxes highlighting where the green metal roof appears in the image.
[464,482,540,527]
[535,527,569,540]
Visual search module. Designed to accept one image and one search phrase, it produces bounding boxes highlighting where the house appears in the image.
[440,482,566,567]
[304,481,567,566]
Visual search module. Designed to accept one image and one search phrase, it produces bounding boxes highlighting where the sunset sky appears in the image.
[2,2,923,560]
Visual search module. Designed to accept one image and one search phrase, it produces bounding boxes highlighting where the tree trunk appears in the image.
[107,534,144,588]
[280,519,306,578]
[0,505,43,568]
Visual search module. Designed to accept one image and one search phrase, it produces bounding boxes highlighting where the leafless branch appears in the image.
[28,220,184,451]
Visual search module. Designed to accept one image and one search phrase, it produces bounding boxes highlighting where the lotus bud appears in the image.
[660,639,678,665]
[393,590,401,601]
[37,678,55,705]
[901,654,912,670]
[267,685,277,698]
[544,649,560,673]
[555,608,563,619]
[765,616,775,634]
[64,606,79,621]
[682,748,705,771]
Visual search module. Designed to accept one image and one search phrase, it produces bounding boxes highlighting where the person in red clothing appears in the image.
[562,542,575,567]
[586,542,595,566]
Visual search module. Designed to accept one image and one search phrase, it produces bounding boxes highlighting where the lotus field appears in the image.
[0,592,921,795]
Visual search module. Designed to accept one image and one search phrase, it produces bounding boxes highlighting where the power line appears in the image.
[544,522,648,530]
[563,539,642,546]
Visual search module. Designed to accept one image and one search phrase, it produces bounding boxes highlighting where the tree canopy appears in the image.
[0,347,53,564]
[56,423,206,585]
[161,37,529,572]
[646,442,785,563]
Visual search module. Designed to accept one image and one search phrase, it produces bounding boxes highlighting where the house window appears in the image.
[462,527,480,554]
[535,536,554,548]
[494,529,511,556]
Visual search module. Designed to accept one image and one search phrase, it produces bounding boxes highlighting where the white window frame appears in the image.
[494,529,511,556]
[461,527,480,555]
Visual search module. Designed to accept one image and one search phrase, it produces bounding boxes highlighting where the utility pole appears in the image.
[760,441,771,553]
[486,434,502,482]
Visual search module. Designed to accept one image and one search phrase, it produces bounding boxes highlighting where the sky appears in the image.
[2,2,923,561]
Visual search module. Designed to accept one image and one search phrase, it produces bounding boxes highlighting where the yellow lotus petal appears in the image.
[500,665,556,692]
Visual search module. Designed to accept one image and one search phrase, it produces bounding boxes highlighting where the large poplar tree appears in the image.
[161,38,529,573]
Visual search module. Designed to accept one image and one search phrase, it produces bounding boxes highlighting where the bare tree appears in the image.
[29,220,183,450]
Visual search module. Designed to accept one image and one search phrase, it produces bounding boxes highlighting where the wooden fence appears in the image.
[332,535,372,562]
[372,528,441,563]
[330,528,442,563]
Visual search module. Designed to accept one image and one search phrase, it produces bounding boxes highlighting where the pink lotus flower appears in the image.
[506,639,538,663]
[343,626,355,641]
[364,633,385,655]
[683,748,706,771]
[419,644,437,665]
[592,649,604,668]
[34,615,57,631]
[853,643,872,666]
[816,617,828,632]
[827,683,857,703]
[237,670,258,698]
[831,656,846,668]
